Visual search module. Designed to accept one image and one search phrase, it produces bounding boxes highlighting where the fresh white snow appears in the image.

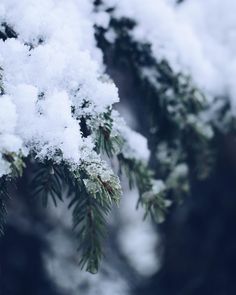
[0,0,120,176]
[103,0,236,107]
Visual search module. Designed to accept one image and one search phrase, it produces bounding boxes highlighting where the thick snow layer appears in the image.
[3,0,234,177]
[103,0,236,108]
[0,0,121,176]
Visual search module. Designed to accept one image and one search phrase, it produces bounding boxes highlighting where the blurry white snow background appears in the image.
[104,0,236,110]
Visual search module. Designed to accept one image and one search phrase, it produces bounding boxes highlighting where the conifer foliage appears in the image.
[0,0,235,274]
[0,1,165,273]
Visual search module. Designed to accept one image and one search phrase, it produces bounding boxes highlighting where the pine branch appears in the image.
[0,66,3,94]
[0,177,9,236]
[30,161,64,207]
[118,153,167,222]
[67,164,121,273]
[29,157,121,273]
[94,110,124,158]
[3,152,25,178]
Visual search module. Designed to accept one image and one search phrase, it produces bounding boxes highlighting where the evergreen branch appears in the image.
[30,161,64,207]
[0,177,9,236]
[0,66,4,94]
[118,153,153,194]
[67,164,121,274]
[142,189,167,223]
[118,153,167,222]
[3,152,25,178]
[0,152,25,235]
[95,110,124,157]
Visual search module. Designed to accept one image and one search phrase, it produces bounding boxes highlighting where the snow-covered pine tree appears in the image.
[0,0,235,277]
[0,0,168,274]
